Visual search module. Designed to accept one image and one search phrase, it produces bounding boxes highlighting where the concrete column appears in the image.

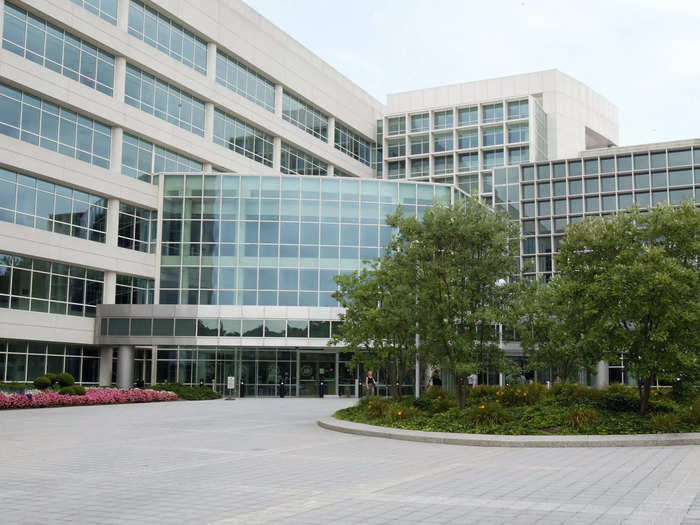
[103,271,117,304]
[595,360,609,389]
[202,162,213,173]
[116,0,130,31]
[327,116,336,146]
[106,197,120,247]
[206,42,217,83]
[204,102,215,142]
[113,56,127,103]
[274,84,283,117]
[150,346,158,385]
[110,126,123,173]
[117,345,135,389]
[499,373,504,387]
[99,347,114,387]
[0,1,5,43]
[273,136,282,172]
[327,165,335,177]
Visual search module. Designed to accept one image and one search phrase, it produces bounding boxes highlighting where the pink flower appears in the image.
[0,388,177,410]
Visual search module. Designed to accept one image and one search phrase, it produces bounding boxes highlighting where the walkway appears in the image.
[1,398,700,524]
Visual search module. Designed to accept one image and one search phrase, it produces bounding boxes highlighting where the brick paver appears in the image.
[1,398,699,524]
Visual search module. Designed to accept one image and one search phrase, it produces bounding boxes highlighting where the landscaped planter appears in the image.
[0,388,178,409]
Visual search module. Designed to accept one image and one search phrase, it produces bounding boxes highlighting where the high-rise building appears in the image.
[0,0,697,394]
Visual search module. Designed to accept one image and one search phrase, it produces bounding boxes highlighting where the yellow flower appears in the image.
[480,404,485,409]
[524,392,527,396]
[397,410,403,416]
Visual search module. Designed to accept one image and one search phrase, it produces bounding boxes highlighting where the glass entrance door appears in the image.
[298,352,336,397]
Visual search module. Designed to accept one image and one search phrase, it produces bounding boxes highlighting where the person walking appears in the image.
[365,370,376,396]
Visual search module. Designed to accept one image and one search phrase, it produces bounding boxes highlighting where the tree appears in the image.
[554,203,700,415]
[332,197,520,407]
[511,278,603,383]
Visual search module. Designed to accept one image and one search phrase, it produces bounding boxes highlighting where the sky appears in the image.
[244,0,700,147]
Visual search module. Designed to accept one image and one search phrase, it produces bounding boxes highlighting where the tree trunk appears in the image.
[456,375,467,409]
[640,377,652,416]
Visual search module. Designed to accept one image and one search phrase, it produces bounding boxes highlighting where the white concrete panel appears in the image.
[0,309,95,345]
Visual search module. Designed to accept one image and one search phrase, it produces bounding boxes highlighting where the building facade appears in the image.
[0,0,697,394]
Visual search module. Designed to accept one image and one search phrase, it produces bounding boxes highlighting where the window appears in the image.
[410,158,429,177]
[0,253,103,317]
[458,106,477,127]
[434,155,453,175]
[387,161,405,179]
[118,203,157,253]
[125,65,205,136]
[410,135,429,155]
[457,129,478,149]
[127,0,207,74]
[115,275,154,304]
[213,109,274,167]
[3,4,115,95]
[458,152,479,172]
[433,133,453,152]
[0,83,110,168]
[0,168,106,243]
[433,110,453,130]
[386,138,406,158]
[482,103,503,123]
[508,123,529,143]
[507,99,528,120]
[282,91,327,140]
[122,133,202,184]
[334,123,371,166]
[387,117,405,136]
[483,150,504,169]
[509,146,529,164]
[217,50,275,112]
[410,113,429,132]
[70,0,117,24]
[668,149,692,167]
[482,126,504,147]
[281,143,328,176]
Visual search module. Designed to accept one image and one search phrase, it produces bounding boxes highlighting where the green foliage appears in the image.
[650,413,681,433]
[33,376,52,390]
[44,373,59,385]
[366,397,389,419]
[600,384,639,412]
[386,402,420,422]
[550,383,603,405]
[687,398,700,425]
[413,389,456,414]
[149,383,220,400]
[58,385,86,395]
[464,402,509,426]
[564,407,601,432]
[495,383,545,407]
[56,373,75,387]
[0,382,31,391]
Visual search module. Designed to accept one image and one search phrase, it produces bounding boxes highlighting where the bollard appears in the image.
[240,380,245,398]
[279,380,285,398]
[319,380,324,398]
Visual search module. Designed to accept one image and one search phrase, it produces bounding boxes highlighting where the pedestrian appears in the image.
[432,373,442,387]
[365,370,376,396]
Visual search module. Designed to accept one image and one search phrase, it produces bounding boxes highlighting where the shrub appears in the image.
[58,385,85,395]
[599,383,639,412]
[466,385,500,401]
[56,373,75,387]
[413,390,455,414]
[366,397,388,419]
[387,402,419,422]
[688,398,700,425]
[564,406,601,432]
[464,402,510,426]
[33,376,52,390]
[551,383,602,405]
[650,413,681,433]
[44,373,59,385]
[497,385,538,407]
[150,382,220,401]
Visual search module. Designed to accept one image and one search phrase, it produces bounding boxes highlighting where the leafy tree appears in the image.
[554,203,700,415]
[333,197,519,407]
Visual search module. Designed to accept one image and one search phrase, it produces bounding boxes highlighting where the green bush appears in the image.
[551,383,602,405]
[58,385,86,395]
[386,402,419,422]
[688,398,700,425]
[149,382,220,401]
[413,390,455,414]
[366,397,388,419]
[0,382,31,391]
[56,373,75,387]
[600,384,639,412]
[33,376,52,390]
[651,413,681,433]
[497,384,542,407]
[464,402,510,426]
[465,385,500,401]
[564,406,601,432]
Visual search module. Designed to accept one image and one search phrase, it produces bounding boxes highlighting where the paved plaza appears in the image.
[2,398,700,524]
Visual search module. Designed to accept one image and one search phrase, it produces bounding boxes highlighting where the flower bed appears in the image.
[0,388,178,410]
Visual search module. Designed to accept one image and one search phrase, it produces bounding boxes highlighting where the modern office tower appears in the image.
[0,0,697,393]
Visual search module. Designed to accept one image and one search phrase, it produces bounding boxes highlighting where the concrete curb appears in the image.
[317,417,700,448]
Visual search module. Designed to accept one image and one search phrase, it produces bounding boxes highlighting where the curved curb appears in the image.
[318,417,700,448]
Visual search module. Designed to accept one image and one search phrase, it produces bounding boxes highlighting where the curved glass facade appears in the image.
[159,174,456,307]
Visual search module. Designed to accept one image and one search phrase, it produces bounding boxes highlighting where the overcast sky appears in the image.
[244,0,699,147]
